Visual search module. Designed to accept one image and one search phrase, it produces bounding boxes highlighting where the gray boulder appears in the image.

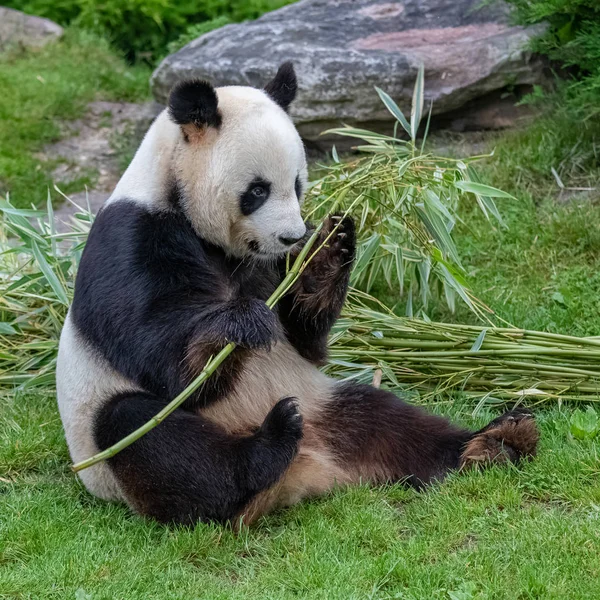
[0,7,63,51]
[152,0,545,145]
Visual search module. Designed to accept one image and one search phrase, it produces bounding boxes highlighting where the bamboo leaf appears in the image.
[417,259,431,307]
[410,64,425,142]
[382,253,394,288]
[374,87,411,136]
[420,100,433,153]
[455,181,516,199]
[395,246,405,296]
[365,257,381,293]
[416,204,461,266]
[470,329,487,352]
[331,145,340,163]
[353,234,381,283]
[30,241,69,305]
[443,279,456,313]
[0,323,17,335]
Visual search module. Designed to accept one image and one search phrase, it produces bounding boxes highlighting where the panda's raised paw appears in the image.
[301,215,355,281]
[321,214,356,264]
[286,215,355,313]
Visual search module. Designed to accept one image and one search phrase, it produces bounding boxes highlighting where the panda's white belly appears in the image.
[198,341,334,433]
[56,312,137,501]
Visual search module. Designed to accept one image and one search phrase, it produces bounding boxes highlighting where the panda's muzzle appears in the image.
[278,234,304,246]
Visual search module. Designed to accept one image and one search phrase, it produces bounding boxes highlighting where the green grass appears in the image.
[2,392,600,599]
[0,30,150,208]
[455,107,600,335]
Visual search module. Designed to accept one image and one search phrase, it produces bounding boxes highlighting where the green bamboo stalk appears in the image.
[72,196,357,473]
[71,344,236,472]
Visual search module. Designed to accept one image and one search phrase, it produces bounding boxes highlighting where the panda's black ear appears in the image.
[168,79,221,140]
[264,62,297,112]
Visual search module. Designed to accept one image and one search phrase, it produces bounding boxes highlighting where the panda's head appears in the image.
[168,62,308,259]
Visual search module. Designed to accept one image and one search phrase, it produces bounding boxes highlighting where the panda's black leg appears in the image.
[278,215,355,364]
[317,383,539,486]
[93,392,303,525]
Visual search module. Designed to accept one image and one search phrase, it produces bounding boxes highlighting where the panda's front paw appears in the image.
[302,215,355,287]
[223,297,279,350]
[293,215,355,300]
[323,214,356,268]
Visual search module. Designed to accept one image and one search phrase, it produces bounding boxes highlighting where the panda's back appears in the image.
[56,312,135,500]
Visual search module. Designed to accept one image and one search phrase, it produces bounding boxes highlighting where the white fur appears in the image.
[200,340,334,433]
[56,313,138,500]
[107,111,180,210]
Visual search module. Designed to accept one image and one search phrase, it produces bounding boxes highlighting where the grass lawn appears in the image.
[2,394,600,599]
[0,31,149,208]
[3,189,600,598]
[2,32,600,600]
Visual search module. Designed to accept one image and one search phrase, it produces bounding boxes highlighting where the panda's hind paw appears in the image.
[244,397,303,492]
[460,410,539,469]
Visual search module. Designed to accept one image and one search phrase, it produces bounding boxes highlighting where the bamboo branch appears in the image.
[72,197,356,473]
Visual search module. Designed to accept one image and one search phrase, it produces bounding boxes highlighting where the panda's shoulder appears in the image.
[86,199,209,266]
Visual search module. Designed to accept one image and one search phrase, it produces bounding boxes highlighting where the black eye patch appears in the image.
[295,175,303,200]
[240,179,271,216]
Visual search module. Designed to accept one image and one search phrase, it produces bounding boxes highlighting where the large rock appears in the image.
[0,7,63,51]
[152,0,545,145]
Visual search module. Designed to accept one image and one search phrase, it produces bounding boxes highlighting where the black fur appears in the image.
[264,62,297,112]
[320,382,473,487]
[294,175,302,200]
[168,79,222,130]
[278,215,355,364]
[240,179,271,216]
[94,393,302,524]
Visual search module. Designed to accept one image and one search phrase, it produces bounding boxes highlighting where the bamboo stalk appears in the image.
[329,308,600,402]
[71,236,319,472]
[72,196,357,473]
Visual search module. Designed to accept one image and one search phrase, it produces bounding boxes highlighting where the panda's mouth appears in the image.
[246,239,288,260]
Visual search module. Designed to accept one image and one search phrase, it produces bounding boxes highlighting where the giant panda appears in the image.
[56,63,539,526]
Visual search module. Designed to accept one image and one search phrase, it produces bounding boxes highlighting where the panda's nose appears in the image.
[278,234,304,246]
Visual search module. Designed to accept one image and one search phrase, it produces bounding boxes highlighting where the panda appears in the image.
[56,62,539,526]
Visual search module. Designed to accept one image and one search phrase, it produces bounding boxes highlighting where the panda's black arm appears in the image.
[277,216,355,365]
[276,296,334,365]
[71,201,279,405]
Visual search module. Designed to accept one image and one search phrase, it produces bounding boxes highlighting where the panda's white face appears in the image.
[169,68,308,259]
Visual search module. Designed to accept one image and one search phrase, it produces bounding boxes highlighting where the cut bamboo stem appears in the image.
[72,195,356,473]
